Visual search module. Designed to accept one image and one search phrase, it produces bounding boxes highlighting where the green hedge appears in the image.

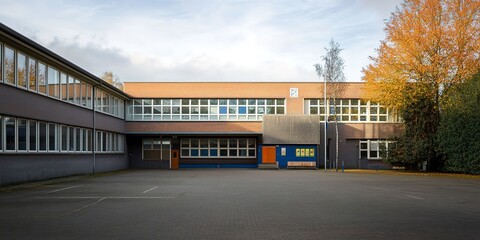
[437,73,480,174]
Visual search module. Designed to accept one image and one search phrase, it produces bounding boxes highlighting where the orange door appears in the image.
[262,146,276,164]
[171,149,179,169]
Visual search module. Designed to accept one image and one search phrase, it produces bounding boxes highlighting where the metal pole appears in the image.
[324,76,327,172]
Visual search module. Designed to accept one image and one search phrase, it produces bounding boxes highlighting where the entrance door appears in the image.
[262,146,276,164]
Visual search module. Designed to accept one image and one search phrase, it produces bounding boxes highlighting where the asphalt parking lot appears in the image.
[0,169,479,240]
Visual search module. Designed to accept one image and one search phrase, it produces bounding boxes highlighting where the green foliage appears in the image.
[437,73,480,174]
[382,85,441,170]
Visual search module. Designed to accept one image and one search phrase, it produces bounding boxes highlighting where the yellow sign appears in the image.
[310,148,315,157]
[300,149,305,157]
[296,149,300,157]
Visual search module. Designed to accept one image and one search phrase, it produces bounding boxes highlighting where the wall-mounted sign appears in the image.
[281,147,286,156]
[289,88,299,98]
[295,148,315,158]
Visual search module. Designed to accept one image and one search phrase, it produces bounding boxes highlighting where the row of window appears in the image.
[306,99,398,122]
[181,138,256,158]
[95,88,125,118]
[0,42,95,108]
[127,99,286,121]
[359,139,392,160]
[0,115,124,153]
[0,42,125,119]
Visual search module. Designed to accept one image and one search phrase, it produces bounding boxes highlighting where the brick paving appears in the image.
[0,169,479,239]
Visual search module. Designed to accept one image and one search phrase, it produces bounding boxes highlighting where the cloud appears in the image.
[0,0,403,82]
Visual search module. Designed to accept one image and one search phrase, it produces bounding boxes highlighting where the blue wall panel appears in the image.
[258,144,318,168]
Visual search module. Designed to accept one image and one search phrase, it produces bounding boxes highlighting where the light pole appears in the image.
[324,76,327,172]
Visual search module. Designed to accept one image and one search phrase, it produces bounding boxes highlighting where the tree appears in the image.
[315,39,347,171]
[100,71,124,90]
[437,72,480,174]
[363,0,480,170]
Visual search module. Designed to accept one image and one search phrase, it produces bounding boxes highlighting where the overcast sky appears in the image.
[0,0,402,82]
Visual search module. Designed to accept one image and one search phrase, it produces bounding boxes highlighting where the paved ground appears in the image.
[0,169,479,240]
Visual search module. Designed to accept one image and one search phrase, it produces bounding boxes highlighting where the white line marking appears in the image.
[143,186,159,194]
[42,185,82,195]
[405,194,424,200]
[70,197,107,214]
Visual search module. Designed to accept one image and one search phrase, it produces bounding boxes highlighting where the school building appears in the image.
[0,23,403,185]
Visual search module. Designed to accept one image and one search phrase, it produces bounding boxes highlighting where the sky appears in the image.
[0,0,403,82]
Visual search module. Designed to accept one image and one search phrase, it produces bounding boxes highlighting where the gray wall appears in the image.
[263,115,322,144]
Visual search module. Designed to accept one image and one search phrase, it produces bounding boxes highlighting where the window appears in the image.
[17,119,27,151]
[47,67,60,98]
[0,116,2,151]
[60,73,68,101]
[38,62,47,95]
[359,140,392,160]
[28,58,37,91]
[17,52,27,88]
[306,99,395,122]
[76,128,81,151]
[181,138,256,158]
[75,79,81,104]
[0,44,2,83]
[4,46,15,85]
[5,117,16,151]
[69,127,75,152]
[61,125,68,151]
[127,98,286,121]
[48,123,57,151]
[29,120,37,151]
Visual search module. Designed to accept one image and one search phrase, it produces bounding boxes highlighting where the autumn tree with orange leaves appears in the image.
[363,0,480,170]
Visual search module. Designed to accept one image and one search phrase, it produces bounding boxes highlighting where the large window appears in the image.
[4,46,15,85]
[127,98,286,121]
[359,140,393,160]
[28,58,37,91]
[305,99,396,122]
[181,138,256,158]
[0,43,98,111]
[5,117,15,151]
[142,138,170,160]
[95,89,124,118]
[17,52,27,88]
[17,119,27,151]
[95,130,124,153]
[0,114,100,154]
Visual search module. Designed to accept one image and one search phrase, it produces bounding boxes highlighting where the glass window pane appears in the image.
[229,149,237,156]
[276,99,285,105]
[229,139,237,148]
[4,46,15,85]
[239,149,247,156]
[238,106,246,114]
[181,149,189,156]
[210,149,218,156]
[70,127,75,151]
[49,123,57,151]
[219,106,227,114]
[248,149,255,157]
[220,139,228,148]
[220,149,228,156]
[239,139,247,148]
[5,117,16,150]
[191,99,199,105]
[28,58,37,91]
[267,99,275,105]
[266,107,275,114]
[18,119,27,151]
[38,63,47,94]
[17,52,27,88]
[191,139,199,148]
[276,107,285,114]
[209,139,218,148]
[191,149,199,156]
[191,106,199,114]
[61,126,68,151]
[200,149,208,156]
[29,120,36,151]
[200,139,208,148]
[47,67,60,98]
[229,106,237,114]
[39,122,47,151]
